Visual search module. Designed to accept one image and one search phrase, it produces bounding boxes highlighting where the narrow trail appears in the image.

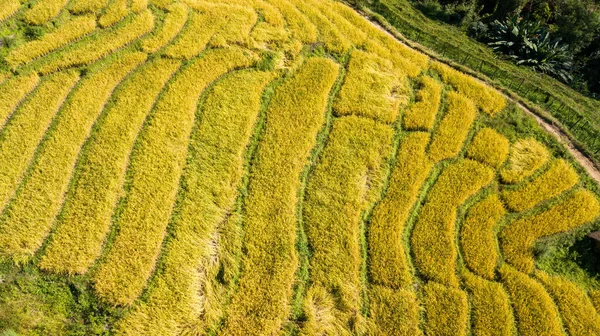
[361,10,600,186]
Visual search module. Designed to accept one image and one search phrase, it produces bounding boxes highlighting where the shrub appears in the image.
[0,71,79,262]
[402,76,443,131]
[369,132,432,288]
[141,3,188,53]
[536,271,600,335]
[303,116,394,332]
[502,159,579,212]
[411,159,494,286]
[6,15,97,68]
[460,194,506,279]
[466,127,510,168]
[423,282,468,336]
[431,61,506,115]
[334,50,408,123]
[462,270,514,336]
[0,53,145,266]
[39,58,181,275]
[427,91,477,163]
[499,264,564,336]
[221,57,339,336]
[92,48,254,306]
[115,70,274,334]
[500,138,549,184]
[500,189,600,273]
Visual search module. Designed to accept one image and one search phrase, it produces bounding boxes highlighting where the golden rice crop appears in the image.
[220,57,339,336]
[427,91,477,163]
[499,264,564,336]
[0,0,20,23]
[6,15,97,68]
[98,0,128,28]
[309,0,367,46]
[466,127,510,169]
[141,3,188,53]
[92,48,253,306]
[163,3,255,59]
[130,0,147,12]
[264,0,317,43]
[502,159,579,212]
[411,159,494,286]
[0,53,145,265]
[39,58,181,274]
[369,286,422,336]
[431,61,506,115]
[303,116,393,333]
[0,74,40,129]
[115,70,274,335]
[23,0,69,25]
[462,270,515,336]
[69,0,108,14]
[536,271,600,335]
[0,71,79,261]
[368,132,432,288]
[460,194,506,279]
[402,76,442,131]
[423,281,468,336]
[334,50,407,124]
[500,189,600,273]
[288,0,351,54]
[590,291,600,312]
[500,138,550,184]
[36,10,154,75]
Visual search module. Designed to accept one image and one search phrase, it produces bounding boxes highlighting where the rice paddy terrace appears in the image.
[1,0,600,335]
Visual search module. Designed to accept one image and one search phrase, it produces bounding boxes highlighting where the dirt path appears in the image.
[361,11,600,185]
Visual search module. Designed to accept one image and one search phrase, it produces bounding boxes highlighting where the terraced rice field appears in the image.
[1,0,600,334]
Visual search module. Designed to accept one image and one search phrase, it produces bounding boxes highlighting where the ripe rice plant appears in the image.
[141,3,188,53]
[98,0,128,28]
[402,76,442,131]
[431,61,506,115]
[221,57,339,336]
[368,132,432,288]
[466,127,510,169]
[115,70,274,335]
[460,194,506,279]
[369,286,421,336]
[308,0,367,46]
[39,58,181,274]
[500,189,600,273]
[427,91,477,163]
[462,270,515,336]
[334,50,407,124]
[264,0,317,43]
[0,53,145,265]
[411,159,494,286]
[302,116,394,333]
[36,10,154,74]
[0,74,40,130]
[423,281,468,336]
[6,15,97,68]
[92,48,253,306]
[500,138,550,184]
[130,0,147,12]
[0,71,79,261]
[69,0,108,13]
[499,264,564,336]
[288,0,351,54]
[23,0,69,25]
[536,271,600,335]
[502,159,579,212]
[0,0,20,23]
